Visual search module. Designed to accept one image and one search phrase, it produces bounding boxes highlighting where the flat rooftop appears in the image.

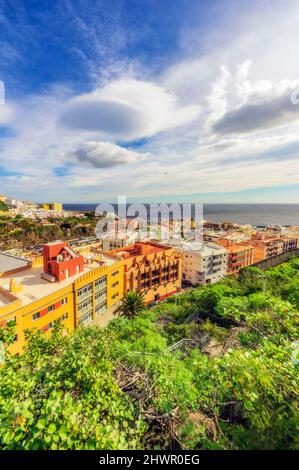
[0,253,118,308]
[182,242,227,256]
[224,243,255,254]
[0,253,29,273]
[109,241,171,258]
[0,291,13,307]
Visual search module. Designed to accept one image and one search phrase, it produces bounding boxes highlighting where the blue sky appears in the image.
[1,0,299,203]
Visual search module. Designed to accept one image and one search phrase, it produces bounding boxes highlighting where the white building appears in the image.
[102,232,138,252]
[180,242,227,285]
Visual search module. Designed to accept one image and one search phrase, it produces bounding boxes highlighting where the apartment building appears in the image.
[282,237,298,252]
[180,242,227,285]
[109,241,182,304]
[39,202,63,212]
[0,241,124,356]
[249,233,284,262]
[102,232,138,252]
[215,239,254,275]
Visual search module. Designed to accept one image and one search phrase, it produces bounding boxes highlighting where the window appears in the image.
[95,277,106,287]
[78,311,93,326]
[111,270,119,277]
[112,281,119,288]
[112,292,119,299]
[47,313,69,329]
[32,312,40,321]
[48,305,55,312]
[95,289,106,301]
[77,284,92,297]
[95,301,106,316]
[77,297,93,312]
[61,297,68,305]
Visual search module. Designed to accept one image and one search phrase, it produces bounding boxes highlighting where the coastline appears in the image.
[62,203,299,227]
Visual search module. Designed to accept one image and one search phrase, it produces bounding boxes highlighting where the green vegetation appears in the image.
[0,214,98,250]
[0,320,16,347]
[0,259,298,450]
[116,291,146,319]
[0,201,8,212]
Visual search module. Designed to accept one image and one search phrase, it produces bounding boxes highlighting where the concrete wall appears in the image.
[240,248,299,272]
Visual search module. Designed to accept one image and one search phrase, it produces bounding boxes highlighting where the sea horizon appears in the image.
[63,203,299,227]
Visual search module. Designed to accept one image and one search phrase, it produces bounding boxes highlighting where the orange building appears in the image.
[108,241,182,304]
[215,239,254,275]
[249,233,284,262]
[281,237,298,252]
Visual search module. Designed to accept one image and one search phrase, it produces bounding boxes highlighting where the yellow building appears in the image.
[50,202,63,212]
[40,202,63,212]
[0,243,124,356]
[0,195,6,202]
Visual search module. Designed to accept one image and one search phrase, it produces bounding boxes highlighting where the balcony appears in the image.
[77,291,93,303]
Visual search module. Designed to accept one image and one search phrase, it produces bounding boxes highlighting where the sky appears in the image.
[1,0,299,203]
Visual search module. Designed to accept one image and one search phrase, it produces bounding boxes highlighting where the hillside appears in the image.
[0,213,97,250]
[0,260,298,450]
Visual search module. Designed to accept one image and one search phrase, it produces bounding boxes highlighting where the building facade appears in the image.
[215,239,254,275]
[42,241,84,282]
[180,242,227,285]
[109,241,182,304]
[40,202,63,212]
[102,232,138,252]
[0,241,124,356]
[282,237,298,252]
[249,233,284,262]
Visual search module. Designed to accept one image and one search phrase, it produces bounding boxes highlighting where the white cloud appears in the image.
[0,103,15,125]
[213,82,299,135]
[68,141,148,168]
[2,0,299,203]
[204,65,231,133]
[210,60,299,134]
[59,78,200,141]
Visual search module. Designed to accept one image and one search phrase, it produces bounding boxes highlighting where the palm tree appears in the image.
[116,291,146,319]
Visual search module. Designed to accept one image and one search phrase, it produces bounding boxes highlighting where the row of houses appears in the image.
[177,232,298,285]
[0,227,297,356]
[0,240,181,356]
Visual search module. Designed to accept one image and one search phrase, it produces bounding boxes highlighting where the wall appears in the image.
[120,245,182,303]
[1,283,75,356]
[1,260,124,356]
[239,248,299,272]
[74,262,124,327]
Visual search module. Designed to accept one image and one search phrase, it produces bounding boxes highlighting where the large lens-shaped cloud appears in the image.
[59,79,199,141]
[60,97,147,136]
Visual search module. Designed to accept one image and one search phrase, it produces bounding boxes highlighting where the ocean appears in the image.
[62,203,299,227]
